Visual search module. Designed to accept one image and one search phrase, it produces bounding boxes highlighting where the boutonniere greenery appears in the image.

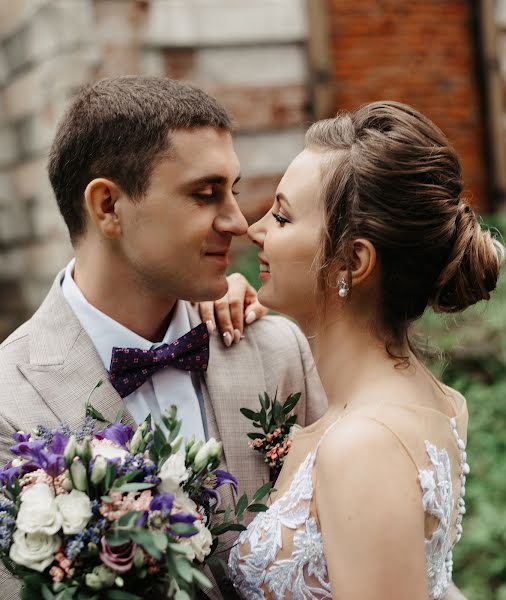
[241,391,301,483]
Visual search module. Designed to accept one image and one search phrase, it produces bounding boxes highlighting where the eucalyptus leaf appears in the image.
[240,408,260,421]
[247,503,269,513]
[211,522,247,536]
[235,493,248,520]
[113,482,155,492]
[253,482,273,503]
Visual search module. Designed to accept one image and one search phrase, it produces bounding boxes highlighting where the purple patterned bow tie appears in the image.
[109,322,209,398]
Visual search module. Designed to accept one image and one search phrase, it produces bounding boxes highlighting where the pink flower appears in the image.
[99,537,137,573]
[50,566,65,583]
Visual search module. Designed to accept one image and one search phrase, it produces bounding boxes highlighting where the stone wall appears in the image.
[0,0,311,341]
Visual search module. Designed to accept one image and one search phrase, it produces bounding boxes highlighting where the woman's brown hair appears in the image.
[306,101,505,358]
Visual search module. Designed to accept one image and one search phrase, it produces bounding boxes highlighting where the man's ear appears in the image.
[84,178,122,239]
[347,238,377,286]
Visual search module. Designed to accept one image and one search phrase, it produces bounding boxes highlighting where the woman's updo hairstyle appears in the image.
[306,101,505,353]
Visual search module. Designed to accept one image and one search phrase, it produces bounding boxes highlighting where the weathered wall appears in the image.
[0,0,311,340]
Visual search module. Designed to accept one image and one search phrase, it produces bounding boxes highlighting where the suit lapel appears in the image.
[187,304,270,502]
[19,273,135,431]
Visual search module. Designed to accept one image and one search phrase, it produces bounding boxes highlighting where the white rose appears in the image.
[92,439,129,461]
[173,489,198,516]
[159,450,189,495]
[16,483,62,535]
[9,530,60,572]
[55,490,92,534]
[182,521,213,563]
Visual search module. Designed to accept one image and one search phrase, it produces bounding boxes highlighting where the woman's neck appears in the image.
[306,313,411,412]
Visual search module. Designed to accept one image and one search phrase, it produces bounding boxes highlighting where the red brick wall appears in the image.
[327,0,487,211]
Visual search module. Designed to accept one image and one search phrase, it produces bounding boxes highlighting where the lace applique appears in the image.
[418,419,468,600]
[230,417,468,600]
[228,451,332,599]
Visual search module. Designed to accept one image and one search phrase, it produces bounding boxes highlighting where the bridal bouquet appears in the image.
[0,388,239,600]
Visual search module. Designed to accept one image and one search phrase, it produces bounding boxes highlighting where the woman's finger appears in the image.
[198,301,216,334]
[244,299,269,325]
[214,295,235,347]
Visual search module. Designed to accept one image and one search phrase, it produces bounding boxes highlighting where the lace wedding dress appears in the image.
[229,396,468,599]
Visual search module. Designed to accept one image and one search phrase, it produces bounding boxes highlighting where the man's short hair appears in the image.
[47,76,234,243]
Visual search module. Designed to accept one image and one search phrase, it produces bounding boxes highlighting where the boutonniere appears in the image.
[241,392,301,483]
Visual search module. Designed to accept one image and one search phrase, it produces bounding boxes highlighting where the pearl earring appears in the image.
[337,277,349,298]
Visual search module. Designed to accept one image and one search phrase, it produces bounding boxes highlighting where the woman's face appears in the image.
[248,149,325,324]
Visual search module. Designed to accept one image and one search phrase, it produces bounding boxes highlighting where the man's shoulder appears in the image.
[248,314,307,352]
[0,319,31,364]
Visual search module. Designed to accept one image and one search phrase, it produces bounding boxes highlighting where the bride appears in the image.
[225,101,504,599]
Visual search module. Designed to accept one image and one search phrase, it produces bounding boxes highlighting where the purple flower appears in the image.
[214,469,238,494]
[49,431,68,455]
[10,438,66,478]
[100,537,137,573]
[95,423,133,449]
[150,493,174,513]
[12,432,31,444]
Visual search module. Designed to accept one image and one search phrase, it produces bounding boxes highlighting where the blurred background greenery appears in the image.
[230,213,506,600]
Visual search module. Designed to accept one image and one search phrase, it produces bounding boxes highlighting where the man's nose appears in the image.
[216,195,248,236]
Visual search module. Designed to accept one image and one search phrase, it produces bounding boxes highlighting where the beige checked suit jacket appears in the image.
[0,273,327,600]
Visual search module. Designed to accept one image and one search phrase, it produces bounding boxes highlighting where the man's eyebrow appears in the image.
[276,192,291,207]
[183,174,242,187]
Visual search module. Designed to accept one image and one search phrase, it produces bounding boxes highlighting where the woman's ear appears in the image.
[349,238,377,285]
[84,178,122,239]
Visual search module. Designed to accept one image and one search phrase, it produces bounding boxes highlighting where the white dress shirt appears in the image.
[61,259,206,442]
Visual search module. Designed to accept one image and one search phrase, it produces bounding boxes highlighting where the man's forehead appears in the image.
[168,127,240,181]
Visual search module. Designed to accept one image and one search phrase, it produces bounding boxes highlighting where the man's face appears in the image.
[117,127,247,302]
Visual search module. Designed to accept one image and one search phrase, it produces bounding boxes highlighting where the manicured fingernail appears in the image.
[223,332,232,347]
[206,320,215,335]
[245,310,256,325]
[234,329,241,343]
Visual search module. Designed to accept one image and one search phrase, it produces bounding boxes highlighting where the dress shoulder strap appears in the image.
[314,415,344,459]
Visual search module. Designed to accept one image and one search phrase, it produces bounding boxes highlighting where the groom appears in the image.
[0,76,466,600]
[0,77,324,599]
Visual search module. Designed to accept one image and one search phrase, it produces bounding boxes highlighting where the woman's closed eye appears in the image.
[273,212,290,226]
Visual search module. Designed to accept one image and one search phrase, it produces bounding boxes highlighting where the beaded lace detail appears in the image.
[228,439,332,599]
[229,417,467,600]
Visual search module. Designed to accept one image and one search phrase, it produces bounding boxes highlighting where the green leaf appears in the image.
[247,503,269,513]
[234,493,248,520]
[128,530,161,560]
[106,529,131,546]
[113,482,155,492]
[167,542,193,556]
[158,443,173,467]
[272,400,283,424]
[170,522,199,537]
[168,419,182,442]
[282,392,301,414]
[259,393,270,411]
[247,432,265,440]
[286,415,298,426]
[240,408,260,421]
[191,567,212,588]
[114,407,125,423]
[174,558,193,583]
[101,495,113,503]
[210,522,247,536]
[85,403,107,423]
[104,462,117,491]
[152,530,168,552]
[41,585,55,600]
[253,482,273,503]
[259,408,268,431]
[117,510,143,528]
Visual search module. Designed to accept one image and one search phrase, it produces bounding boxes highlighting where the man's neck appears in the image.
[72,249,177,343]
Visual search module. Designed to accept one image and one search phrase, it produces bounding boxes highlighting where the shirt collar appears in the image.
[61,258,191,371]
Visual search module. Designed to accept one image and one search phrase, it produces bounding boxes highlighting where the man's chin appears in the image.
[185,280,228,304]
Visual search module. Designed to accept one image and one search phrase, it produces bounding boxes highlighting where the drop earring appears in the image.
[337,277,349,298]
